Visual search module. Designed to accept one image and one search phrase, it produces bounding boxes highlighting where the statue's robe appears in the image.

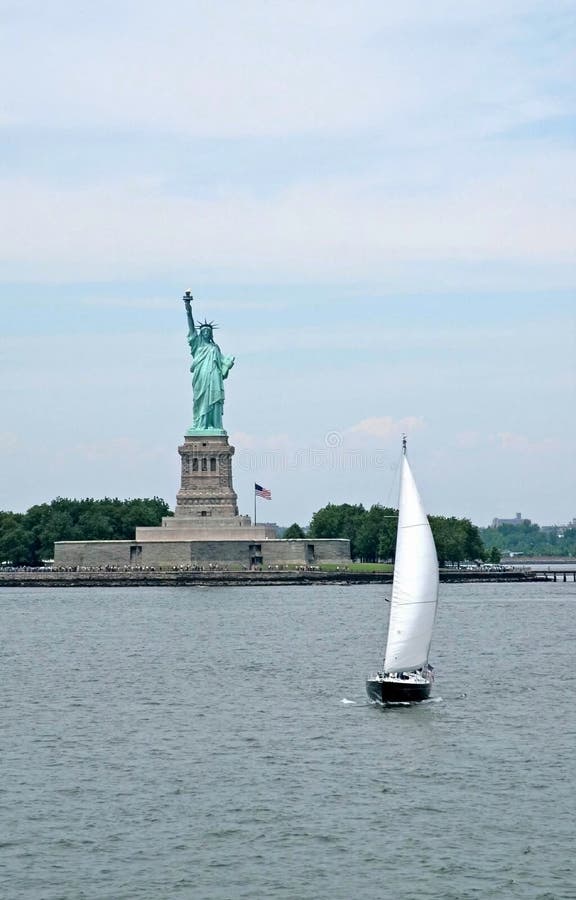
[188,331,234,429]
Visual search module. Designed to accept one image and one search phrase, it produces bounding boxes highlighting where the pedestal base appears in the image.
[174,433,238,520]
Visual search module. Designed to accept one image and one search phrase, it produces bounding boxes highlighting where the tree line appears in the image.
[0,497,171,566]
[285,502,491,565]
[479,521,576,558]
[6,496,564,568]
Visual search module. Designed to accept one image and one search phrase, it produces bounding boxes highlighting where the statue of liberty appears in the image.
[183,291,235,433]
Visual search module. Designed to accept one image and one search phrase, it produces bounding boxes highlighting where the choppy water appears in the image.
[1,582,575,900]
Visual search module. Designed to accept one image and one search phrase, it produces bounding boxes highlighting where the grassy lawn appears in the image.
[318,562,393,573]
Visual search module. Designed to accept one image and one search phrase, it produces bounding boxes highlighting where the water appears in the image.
[1,582,575,900]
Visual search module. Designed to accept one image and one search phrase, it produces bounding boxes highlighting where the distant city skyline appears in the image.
[2,1,575,526]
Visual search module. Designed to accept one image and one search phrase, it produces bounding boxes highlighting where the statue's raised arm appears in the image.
[183,291,198,348]
[182,290,234,434]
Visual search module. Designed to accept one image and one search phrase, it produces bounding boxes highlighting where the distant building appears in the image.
[491,514,576,535]
[540,517,576,537]
[491,512,530,528]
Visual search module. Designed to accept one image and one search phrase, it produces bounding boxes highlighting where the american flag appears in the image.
[255,483,271,500]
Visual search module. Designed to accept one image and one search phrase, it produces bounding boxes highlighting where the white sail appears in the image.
[383,452,439,673]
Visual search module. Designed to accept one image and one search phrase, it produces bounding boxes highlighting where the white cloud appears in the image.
[496,432,565,455]
[229,431,293,452]
[2,1,571,139]
[79,295,283,312]
[0,432,20,453]
[0,3,424,137]
[67,437,168,464]
[1,145,574,286]
[0,1,573,288]
[455,430,483,450]
[347,416,424,442]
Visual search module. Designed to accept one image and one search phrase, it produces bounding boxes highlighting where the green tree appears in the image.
[284,523,305,539]
[356,505,397,562]
[489,545,502,563]
[0,497,173,565]
[378,526,396,561]
[429,516,485,566]
[0,524,38,566]
[309,503,366,558]
[77,509,116,540]
[0,510,23,533]
[307,501,486,565]
[462,518,486,561]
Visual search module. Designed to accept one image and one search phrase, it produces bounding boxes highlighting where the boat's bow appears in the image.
[366,670,432,704]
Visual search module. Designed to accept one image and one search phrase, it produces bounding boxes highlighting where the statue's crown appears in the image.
[198,319,217,330]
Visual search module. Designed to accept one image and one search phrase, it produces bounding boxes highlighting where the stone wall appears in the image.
[135,522,276,542]
[54,538,351,568]
[141,540,251,567]
[54,541,133,567]
[261,539,351,566]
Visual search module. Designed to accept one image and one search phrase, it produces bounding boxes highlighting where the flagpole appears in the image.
[254,486,257,525]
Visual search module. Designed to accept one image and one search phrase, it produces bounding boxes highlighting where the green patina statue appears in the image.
[183,291,235,434]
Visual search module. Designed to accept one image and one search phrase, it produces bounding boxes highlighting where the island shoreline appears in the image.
[1,568,575,588]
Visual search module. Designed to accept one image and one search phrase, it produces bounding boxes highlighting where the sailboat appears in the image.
[366,437,439,704]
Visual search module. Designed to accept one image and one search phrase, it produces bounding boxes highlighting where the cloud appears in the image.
[0,1,574,288]
[452,430,571,456]
[1,0,572,140]
[347,416,424,443]
[0,432,20,453]
[79,295,284,312]
[229,431,293,452]
[455,430,483,450]
[230,418,424,453]
[1,147,574,286]
[496,432,565,454]
[67,437,168,464]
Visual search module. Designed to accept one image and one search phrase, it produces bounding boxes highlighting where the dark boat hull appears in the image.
[366,677,431,704]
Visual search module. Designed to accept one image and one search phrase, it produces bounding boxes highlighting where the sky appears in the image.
[1,0,575,528]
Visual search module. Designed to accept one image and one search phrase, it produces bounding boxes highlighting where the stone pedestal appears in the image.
[173,434,238,520]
